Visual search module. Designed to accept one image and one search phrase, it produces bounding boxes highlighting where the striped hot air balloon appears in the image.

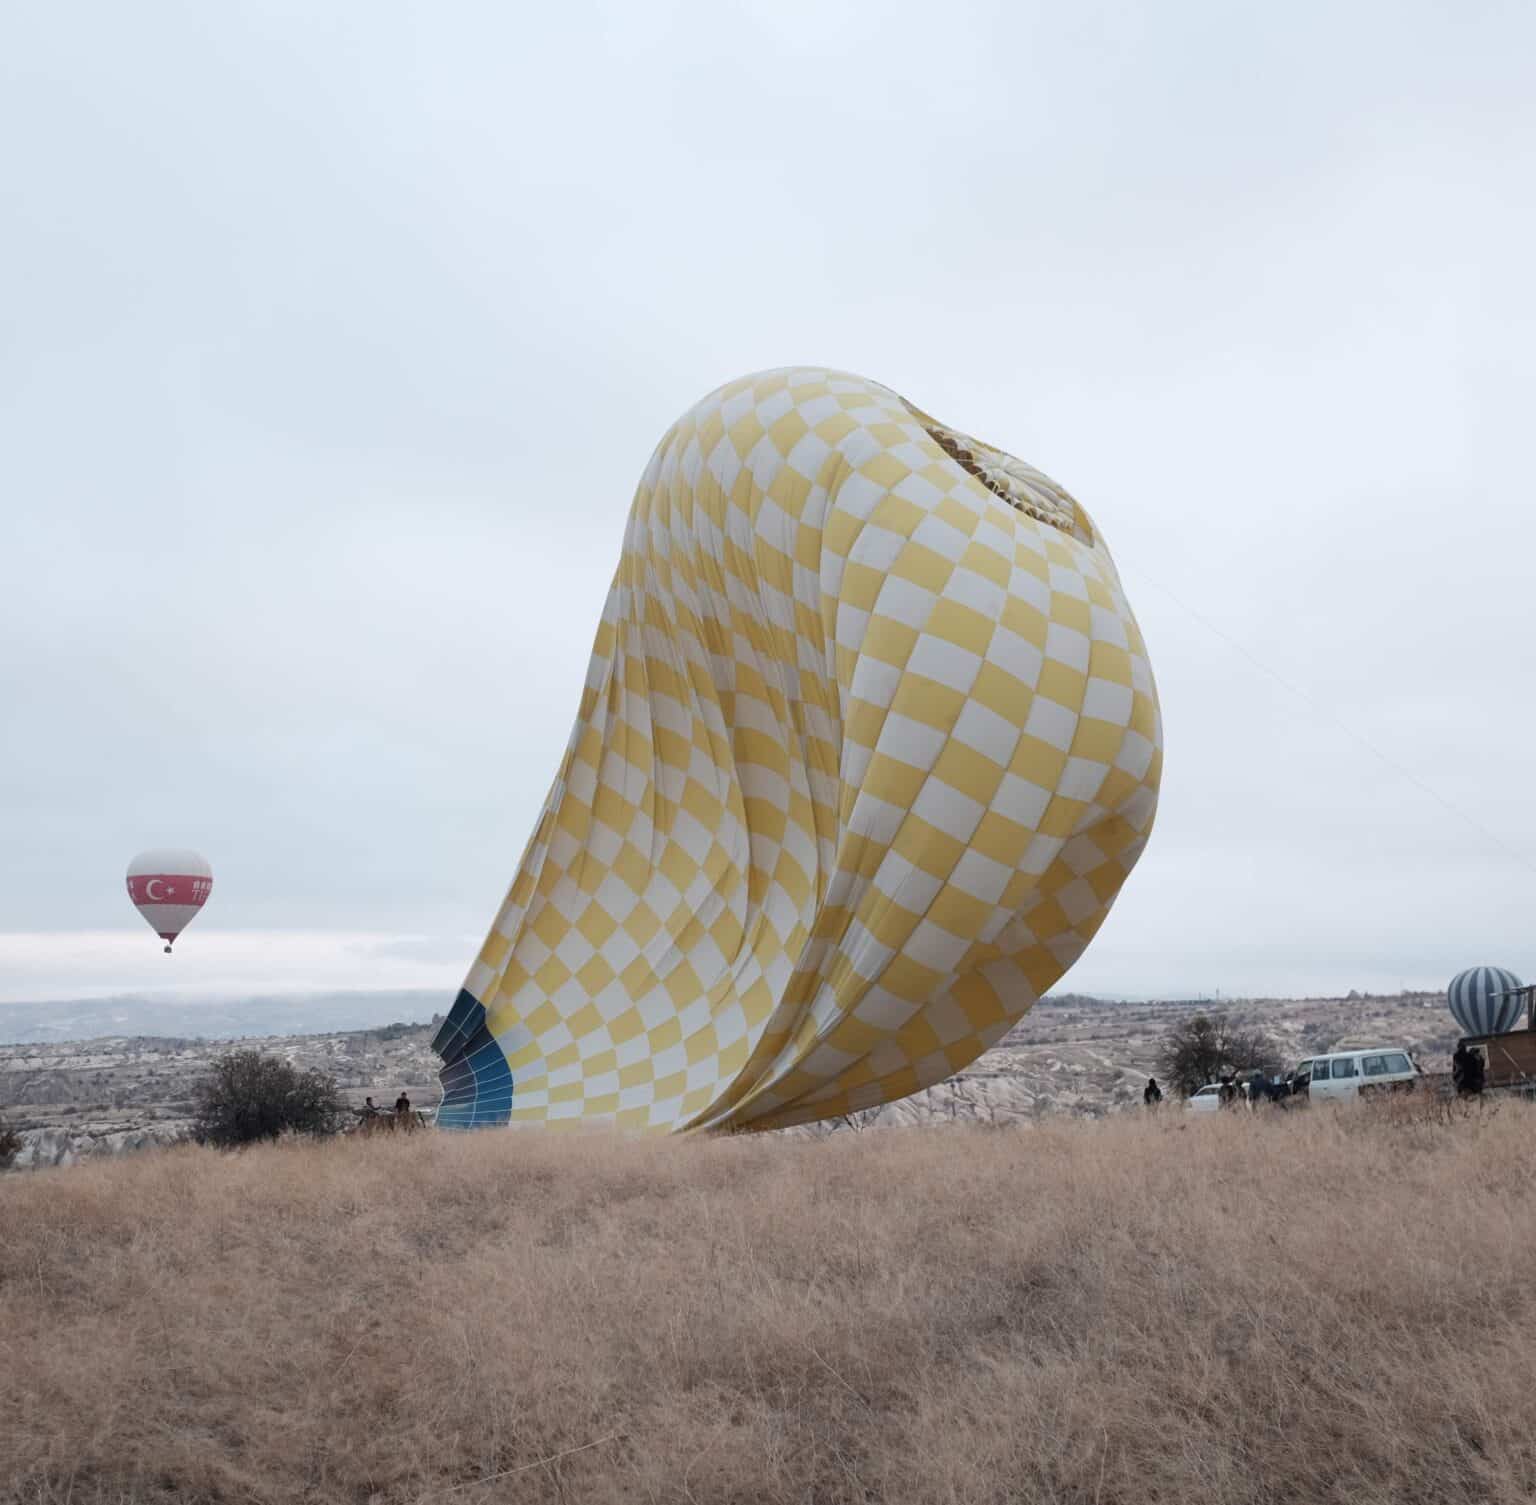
[1447,966,1524,1038]
[126,850,213,953]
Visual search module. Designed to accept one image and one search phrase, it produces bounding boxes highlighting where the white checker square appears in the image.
[906,633,983,693]
[1082,677,1133,725]
[871,576,937,631]
[952,699,1022,767]
[1058,756,1108,803]
[949,848,1013,905]
[853,987,918,1032]
[1023,696,1078,752]
[945,566,1007,621]
[1044,622,1091,674]
[849,656,904,710]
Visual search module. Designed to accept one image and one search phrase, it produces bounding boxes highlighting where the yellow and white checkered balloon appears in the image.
[433,369,1161,1132]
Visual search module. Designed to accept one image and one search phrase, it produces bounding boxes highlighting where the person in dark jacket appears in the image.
[1143,1077,1163,1106]
[1465,1048,1485,1096]
[1453,1043,1477,1096]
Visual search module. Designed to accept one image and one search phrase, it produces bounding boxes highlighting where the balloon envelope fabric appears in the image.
[434,369,1162,1132]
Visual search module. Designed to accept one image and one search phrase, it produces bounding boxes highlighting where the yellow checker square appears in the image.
[652,1071,687,1101]
[890,541,957,594]
[860,752,928,809]
[933,495,984,538]
[1038,795,1089,839]
[1070,717,1127,765]
[960,539,1013,589]
[434,368,1161,1133]
[520,998,561,1039]
[1050,593,1093,636]
[575,902,619,948]
[861,615,920,670]
[924,884,990,940]
[1087,862,1129,905]
[897,816,967,882]
[617,1058,654,1090]
[663,961,705,1008]
[621,903,662,948]
[530,956,572,997]
[930,739,1008,807]
[545,1042,580,1072]
[971,809,1036,869]
[888,673,965,731]
[582,1048,618,1079]
[575,955,615,995]
[952,974,1007,1031]
[969,661,1036,723]
[864,892,927,951]
[1037,659,1087,710]
[767,409,809,456]
[1011,732,1069,790]
[684,1026,719,1066]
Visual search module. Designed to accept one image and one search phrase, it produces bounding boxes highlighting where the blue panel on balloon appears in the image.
[433,989,512,1128]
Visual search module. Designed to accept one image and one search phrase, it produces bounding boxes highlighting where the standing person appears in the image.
[394,1091,412,1121]
[1465,1048,1486,1097]
[1452,1042,1473,1096]
[1143,1077,1163,1107]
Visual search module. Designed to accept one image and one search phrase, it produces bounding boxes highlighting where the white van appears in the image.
[1291,1048,1421,1102]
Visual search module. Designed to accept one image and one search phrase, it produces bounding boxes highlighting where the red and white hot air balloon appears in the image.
[126,850,213,953]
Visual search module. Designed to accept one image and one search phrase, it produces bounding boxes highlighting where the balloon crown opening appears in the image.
[914,409,1094,547]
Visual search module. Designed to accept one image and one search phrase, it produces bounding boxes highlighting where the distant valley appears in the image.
[0,989,445,1046]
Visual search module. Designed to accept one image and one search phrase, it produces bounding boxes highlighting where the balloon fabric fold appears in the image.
[434,369,1162,1132]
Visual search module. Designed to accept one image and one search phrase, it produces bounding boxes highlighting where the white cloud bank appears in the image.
[0,931,471,1005]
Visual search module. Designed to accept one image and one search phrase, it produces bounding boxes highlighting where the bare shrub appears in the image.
[190,1049,345,1147]
[1156,1012,1281,1097]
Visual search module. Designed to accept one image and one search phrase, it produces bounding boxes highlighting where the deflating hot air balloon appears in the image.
[126,850,213,953]
[1447,966,1524,1037]
[435,368,1162,1132]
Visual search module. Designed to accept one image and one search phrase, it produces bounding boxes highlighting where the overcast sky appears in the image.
[3,0,1533,1009]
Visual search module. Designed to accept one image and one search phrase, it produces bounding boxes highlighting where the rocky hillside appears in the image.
[0,991,1460,1165]
[1,1021,441,1169]
[847,988,1455,1127]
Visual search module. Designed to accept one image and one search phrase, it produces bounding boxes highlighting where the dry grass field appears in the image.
[4,1102,1535,1504]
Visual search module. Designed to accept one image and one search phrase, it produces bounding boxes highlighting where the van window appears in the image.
[1362,1054,1389,1076]
[1384,1053,1412,1073]
[1332,1057,1358,1079]
[1311,1060,1331,1081]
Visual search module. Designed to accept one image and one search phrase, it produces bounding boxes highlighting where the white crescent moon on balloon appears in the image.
[145,879,166,901]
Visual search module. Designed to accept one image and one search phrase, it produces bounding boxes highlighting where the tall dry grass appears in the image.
[3,1100,1535,1504]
